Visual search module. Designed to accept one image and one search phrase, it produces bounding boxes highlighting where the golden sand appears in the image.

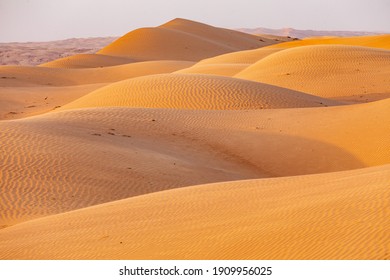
[0,19,389,260]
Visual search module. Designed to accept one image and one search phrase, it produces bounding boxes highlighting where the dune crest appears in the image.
[40,54,136,68]
[97,18,286,61]
[61,73,339,110]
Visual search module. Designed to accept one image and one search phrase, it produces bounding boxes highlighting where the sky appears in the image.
[0,0,389,42]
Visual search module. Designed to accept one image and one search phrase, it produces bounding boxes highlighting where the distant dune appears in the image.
[265,34,390,50]
[0,37,117,66]
[97,18,287,61]
[238,26,384,39]
[0,18,389,260]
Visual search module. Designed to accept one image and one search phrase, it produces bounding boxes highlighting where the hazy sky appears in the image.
[0,0,389,42]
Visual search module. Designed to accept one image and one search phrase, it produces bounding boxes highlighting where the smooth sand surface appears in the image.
[0,19,389,260]
[236,45,390,101]
[0,164,388,259]
[97,18,283,61]
[61,73,339,110]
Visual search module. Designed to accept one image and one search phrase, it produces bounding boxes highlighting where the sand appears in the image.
[0,164,388,259]
[40,54,136,68]
[1,99,388,227]
[97,18,286,61]
[61,73,340,110]
[264,34,390,50]
[236,45,390,102]
[0,37,118,66]
[0,19,389,260]
[0,60,194,87]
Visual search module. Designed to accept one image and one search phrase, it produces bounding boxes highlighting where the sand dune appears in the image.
[1,98,389,226]
[198,48,283,65]
[61,73,339,110]
[236,45,390,101]
[97,18,281,61]
[0,164,388,259]
[0,60,194,87]
[175,63,248,76]
[238,26,382,39]
[1,19,389,260]
[40,54,136,68]
[175,48,283,76]
[266,34,390,50]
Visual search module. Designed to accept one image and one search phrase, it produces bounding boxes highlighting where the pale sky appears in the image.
[0,0,389,42]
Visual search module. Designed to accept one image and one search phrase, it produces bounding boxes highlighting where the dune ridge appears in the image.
[97,18,285,61]
[174,48,283,76]
[236,45,390,101]
[40,54,136,68]
[61,73,339,111]
[1,98,389,226]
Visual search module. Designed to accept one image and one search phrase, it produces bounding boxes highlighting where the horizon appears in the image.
[1,0,389,43]
[0,18,387,44]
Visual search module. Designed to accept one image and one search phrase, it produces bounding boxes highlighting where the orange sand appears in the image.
[0,19,389,260]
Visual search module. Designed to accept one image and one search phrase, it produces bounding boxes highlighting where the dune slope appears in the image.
[40,54,136,68]
[0,164,388,259]
[97,18,280,61]
[62,73,339,110]
[1,98,389,226]
[236,45,390,101]
[174,48,284,77]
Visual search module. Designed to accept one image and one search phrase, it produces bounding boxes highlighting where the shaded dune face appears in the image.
[61,73,340,110]
[0,18,389,260]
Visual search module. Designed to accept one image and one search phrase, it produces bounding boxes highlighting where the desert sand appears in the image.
[0,37,117,66]
[0,18,389,260]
